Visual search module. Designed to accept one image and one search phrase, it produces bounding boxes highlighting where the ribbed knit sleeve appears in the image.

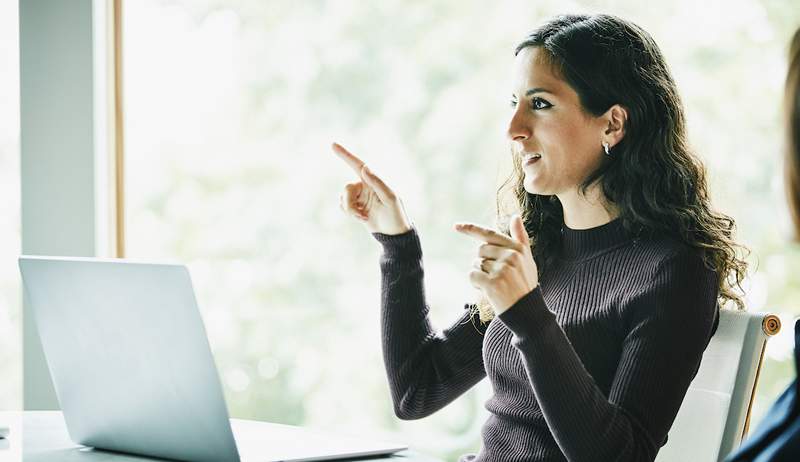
[497,245,719,462]
[372,227,487,420]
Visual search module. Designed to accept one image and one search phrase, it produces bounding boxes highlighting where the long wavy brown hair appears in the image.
[472,14,748,323]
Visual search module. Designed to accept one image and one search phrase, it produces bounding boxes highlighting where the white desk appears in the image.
[0,412,443,462]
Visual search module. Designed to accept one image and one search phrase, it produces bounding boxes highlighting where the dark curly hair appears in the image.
[473,14,748,322]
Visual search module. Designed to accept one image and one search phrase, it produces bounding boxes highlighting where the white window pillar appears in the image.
[20,0,115,410]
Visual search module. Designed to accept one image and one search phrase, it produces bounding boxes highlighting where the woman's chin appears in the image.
[523,178,548,196]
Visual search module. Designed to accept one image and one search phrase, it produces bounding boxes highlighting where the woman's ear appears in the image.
[603,104,628,148]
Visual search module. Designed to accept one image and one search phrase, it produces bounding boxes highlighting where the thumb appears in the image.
[509,214,531,249]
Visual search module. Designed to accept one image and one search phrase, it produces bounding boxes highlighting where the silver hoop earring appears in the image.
[602,141,611,156]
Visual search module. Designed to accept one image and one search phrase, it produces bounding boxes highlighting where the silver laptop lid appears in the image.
[19,255,240,462]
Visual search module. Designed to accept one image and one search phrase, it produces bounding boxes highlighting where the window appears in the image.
[122,1,800,459]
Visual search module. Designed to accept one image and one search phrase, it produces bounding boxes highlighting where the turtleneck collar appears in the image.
[559,217,634,261]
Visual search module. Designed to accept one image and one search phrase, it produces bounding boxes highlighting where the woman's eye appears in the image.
[509,98,552,110]
[531,97,552,110]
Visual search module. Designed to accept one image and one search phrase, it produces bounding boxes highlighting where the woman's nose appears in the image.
[506,110,531,142]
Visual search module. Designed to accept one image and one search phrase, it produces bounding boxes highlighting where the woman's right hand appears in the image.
[332,142,413,236]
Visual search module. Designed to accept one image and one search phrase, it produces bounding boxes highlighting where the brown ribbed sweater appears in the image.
[371,218,720,462]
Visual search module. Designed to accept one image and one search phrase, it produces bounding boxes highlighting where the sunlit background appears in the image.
[3,0,800,460]
[0,0,21,414]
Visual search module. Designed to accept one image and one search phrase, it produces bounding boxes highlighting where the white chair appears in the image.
[655,310,781,462]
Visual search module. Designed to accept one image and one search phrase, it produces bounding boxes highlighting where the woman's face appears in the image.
[508,47,608,196]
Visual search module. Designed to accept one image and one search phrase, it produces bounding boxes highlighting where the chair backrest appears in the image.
[655,310,781,462]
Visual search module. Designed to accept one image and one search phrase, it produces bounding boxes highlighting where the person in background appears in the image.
[724,25,800,462]
[334,14,748,462]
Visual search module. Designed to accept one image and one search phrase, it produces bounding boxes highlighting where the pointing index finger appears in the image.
[331,142,366,176]
[454,222,520,250]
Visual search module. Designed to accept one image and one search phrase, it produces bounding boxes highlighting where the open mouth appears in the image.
[523,155,541,165]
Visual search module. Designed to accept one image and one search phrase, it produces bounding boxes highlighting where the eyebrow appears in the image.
[512,88,554,98]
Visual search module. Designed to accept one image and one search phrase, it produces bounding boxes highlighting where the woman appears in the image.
[334,14,747,462]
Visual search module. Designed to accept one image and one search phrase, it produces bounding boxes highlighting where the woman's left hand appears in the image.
[454,214,539,315]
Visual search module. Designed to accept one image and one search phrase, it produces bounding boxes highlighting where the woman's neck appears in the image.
[557,184,620,230]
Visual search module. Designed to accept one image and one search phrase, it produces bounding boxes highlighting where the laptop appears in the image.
[18,255,407,462]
